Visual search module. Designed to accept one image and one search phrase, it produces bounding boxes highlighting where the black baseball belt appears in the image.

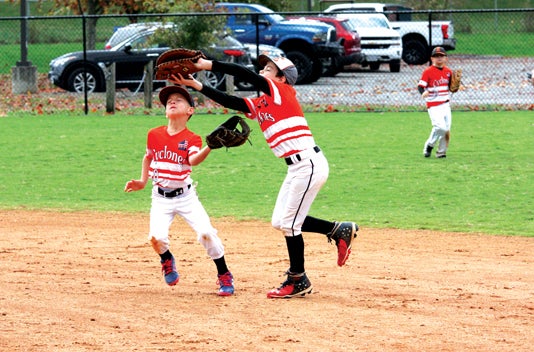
[285,146,321,166]
[157,184,192,198]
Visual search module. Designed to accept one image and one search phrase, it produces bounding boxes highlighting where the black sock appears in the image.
[159,250,173,261]
[214,256,229,276]
[301,216,335,235]
[285,235,305,274]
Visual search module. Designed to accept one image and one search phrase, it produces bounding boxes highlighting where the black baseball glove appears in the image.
[206,115,251,149]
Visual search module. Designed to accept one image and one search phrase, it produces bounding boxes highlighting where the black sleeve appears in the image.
[418,86,425,94]
[212,60,271,95]
[199,84,250,113]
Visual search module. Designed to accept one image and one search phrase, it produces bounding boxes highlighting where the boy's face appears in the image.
[431,54,447,67]
[259,61,285,83]
[165,93,194,118]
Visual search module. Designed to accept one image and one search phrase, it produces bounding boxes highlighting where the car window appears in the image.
[343,14,390,29]
[332,7,376,13]
[235,12,270,25]
[109,25,155,47]
[234,4,284,22]
[369,15,389,28]
[339,20,353,32]
[383,6,412,21]
[129,35,151,50]
[235,13,252,25]
[342,19,357,31]
[127,33,168,50]
[351,7,377,12]
[109,29,137,46]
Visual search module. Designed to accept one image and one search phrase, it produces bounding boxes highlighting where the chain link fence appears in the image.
[1,8,533,115]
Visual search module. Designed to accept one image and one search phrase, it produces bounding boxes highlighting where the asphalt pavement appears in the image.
[280,56,533,108]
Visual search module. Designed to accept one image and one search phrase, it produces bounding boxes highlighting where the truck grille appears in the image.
[362,43,393,49]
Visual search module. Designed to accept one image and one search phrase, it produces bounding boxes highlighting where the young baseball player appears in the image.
[168,54,358,299]
[124,85,234,296]
[418,46,454,158]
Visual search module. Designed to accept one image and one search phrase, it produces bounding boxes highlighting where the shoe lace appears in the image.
[326,232,334,244]
[161,259,174,275]
[217,273,233,287]
[326,222,340,244]
[276,270,302,289]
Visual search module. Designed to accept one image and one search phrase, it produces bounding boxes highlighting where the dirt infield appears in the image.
[1,210,532,352]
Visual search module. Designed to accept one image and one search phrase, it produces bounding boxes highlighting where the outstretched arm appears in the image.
[168,58,272,112]
[173,57,270,93]
[169,72,250,113]
[210,60,270,93]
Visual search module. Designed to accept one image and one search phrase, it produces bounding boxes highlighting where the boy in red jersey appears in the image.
[418,47,454,158]
[124,85,234,296]
[168,55,358,299]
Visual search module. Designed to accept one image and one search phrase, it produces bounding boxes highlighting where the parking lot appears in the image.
[287,56,533,108]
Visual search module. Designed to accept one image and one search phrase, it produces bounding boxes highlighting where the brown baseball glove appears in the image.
[206,116,251,150]
[155,48,207,80]
[449,69,462,92]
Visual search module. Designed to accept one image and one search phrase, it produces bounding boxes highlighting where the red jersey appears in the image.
[243,79,316,158]
[418,65,453,108]
[145,126,201,188]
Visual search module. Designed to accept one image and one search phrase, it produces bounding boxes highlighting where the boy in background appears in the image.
[418,47,454,159]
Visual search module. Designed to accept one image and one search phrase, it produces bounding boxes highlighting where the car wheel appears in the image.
[389,61,401,72]
[285,51,313,85]
[67,67,100,93]
[402,39,428,65]
[369,62,380,71]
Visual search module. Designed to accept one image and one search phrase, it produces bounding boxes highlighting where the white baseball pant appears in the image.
[271,149,329,237]
[424,101,452,154]
[147,185,224,260]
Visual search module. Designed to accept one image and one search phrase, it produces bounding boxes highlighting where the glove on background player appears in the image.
[449,69,462,92]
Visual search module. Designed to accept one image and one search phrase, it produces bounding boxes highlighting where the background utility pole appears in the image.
[12,0,38,94]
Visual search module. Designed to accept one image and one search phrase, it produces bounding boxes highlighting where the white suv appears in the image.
[333,13,402,72]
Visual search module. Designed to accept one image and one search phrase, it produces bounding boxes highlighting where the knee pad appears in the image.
[197,232,224,259]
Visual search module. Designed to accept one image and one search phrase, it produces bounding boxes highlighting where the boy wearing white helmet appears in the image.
[169,54,359,299]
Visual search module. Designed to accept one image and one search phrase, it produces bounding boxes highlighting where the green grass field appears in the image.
[0,111,532,236]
